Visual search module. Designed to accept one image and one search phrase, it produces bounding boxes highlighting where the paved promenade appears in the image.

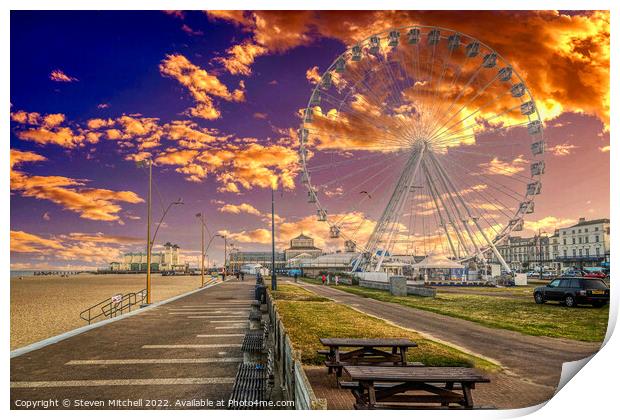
[11,280,255,409]
[296,281,602,409]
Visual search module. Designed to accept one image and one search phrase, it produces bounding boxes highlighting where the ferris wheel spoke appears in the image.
[429,72,502,141]
[426,151,490,262]
[347,55,418,139]
[423,162,458,258]
[430,90,513,144]
[423,158,471,257]
[306,150,397,172]
[436,151,527,203]
[425,38,460,130]
[315,91,412,147]
[444,149,534,183]
[317,61,414,148]
[318,152,398,188]
[369,58,421,141]
[434,152,511,233]
[424,156,474,257]
[432,122,529,148]
[425,61,486,138]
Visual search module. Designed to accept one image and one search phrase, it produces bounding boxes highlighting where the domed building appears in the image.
[284,233,322,261]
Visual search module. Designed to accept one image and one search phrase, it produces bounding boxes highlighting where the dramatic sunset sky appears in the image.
[10,10,610,270]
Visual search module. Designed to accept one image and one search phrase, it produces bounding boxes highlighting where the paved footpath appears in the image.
[11,280,255,410]
[296,281,603,409]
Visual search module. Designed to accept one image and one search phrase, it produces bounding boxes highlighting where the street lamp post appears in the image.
[136,159,153,305]
[271,185,277,291]
[137,159,184,306]
[538,228,547,281]
[196,213,206,287]
[216,234,228,280]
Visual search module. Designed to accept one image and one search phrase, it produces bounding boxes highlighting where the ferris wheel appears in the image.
[298,26,545,273]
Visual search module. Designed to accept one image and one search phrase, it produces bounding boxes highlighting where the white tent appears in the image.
[411,253,464,269]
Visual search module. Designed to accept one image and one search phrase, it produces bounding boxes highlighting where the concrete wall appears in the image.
[355,271,389,282]
[358,279,437,298]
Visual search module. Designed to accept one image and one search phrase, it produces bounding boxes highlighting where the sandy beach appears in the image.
[10,273,210,350]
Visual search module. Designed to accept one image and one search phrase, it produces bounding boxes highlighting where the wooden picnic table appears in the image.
[342,366,490,409]
[319,338,417,377]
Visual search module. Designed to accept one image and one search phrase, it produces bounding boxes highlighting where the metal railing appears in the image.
[80,289,147,325]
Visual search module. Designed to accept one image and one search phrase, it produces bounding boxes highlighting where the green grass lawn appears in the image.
[435,285,536,298]
[271,284,499,371]
[270,284,330,302]
[334,285,609,342]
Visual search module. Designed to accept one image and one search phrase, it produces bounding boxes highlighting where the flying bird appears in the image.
[360,191,372,199]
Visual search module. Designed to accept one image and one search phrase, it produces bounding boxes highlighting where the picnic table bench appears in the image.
[319,338,417,377]
[342,366,490,409]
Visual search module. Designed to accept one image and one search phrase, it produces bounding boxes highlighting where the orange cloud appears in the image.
[220,210,376,250]
[218,203,262,216]
[305,66,321,84]
[11,230,64,253]
[215,41,268,76]
[523,216,576,233]
[11,149,143,221]
[548,143,578,156]
[478,156,528,176]
[49,69,78,82]
[213,11,609,127]
[159,54,246,119]
[11,110,94,148]
[10,230,137,264]
[205,10,252,27]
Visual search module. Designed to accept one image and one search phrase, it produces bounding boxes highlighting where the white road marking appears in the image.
[65,358,242,365]
[175,309,250,312]
[215,326,246,330]
[196,334,244,338]
[142,344,241,349]
[175,314,247,316]
[11,377,236,388]
[209,320,248,323]
[187,316,248,319]
[181,304,252,308]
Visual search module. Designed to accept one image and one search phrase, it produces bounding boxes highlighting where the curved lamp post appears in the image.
[216,234,228,278]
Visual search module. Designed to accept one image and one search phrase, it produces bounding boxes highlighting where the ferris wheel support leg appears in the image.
[471,218,512,274]
[374,145,427,272]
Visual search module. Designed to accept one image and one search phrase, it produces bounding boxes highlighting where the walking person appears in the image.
[294,272,299,283]
[240,272,245,282]
[321,273,326,285]
[335,274,339,286]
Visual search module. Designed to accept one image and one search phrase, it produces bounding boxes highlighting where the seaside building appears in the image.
[487,217,610,271]
[284,233,322,260]
[109,242,186,272]
[556,217,610,269]
[491,235,551,271]
[228,251,286,273]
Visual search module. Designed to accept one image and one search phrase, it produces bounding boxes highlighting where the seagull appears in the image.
[360,191,372,199]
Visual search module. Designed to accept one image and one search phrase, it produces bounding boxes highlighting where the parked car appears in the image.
[533,277,610,307]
